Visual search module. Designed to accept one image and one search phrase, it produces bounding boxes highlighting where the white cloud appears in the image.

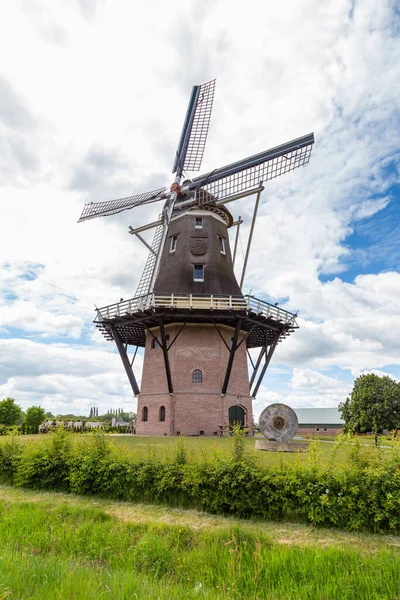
[0,0,399,414]
[0,338,142,414]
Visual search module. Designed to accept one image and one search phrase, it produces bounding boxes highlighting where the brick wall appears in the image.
[137,323,253,436]
[297,427,343,436]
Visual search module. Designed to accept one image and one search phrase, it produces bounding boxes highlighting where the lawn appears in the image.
[0,485,399,599]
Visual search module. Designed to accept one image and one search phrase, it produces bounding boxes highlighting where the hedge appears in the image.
[0,430,399,533]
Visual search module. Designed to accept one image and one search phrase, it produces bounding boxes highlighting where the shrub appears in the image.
[15,427,72,491]
[1,432,399,533]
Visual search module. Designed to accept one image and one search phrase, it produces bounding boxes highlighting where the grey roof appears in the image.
[293,407,344,425]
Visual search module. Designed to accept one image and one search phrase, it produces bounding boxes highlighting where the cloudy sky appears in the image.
[1,0,399,419]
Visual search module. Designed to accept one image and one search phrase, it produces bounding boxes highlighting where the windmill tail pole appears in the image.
[232,216,242,267]
[240,185,264,290]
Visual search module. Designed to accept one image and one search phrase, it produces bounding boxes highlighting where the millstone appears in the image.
[259,403,298,443]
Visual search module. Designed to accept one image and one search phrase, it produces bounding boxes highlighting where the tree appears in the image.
[339,374,400,434]
[24,406,47,434]
[0,398,23,426]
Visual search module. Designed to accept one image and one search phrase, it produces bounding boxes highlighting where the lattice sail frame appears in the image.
[190,133,314,203]
[172,79,216,175]
[78,187,167,222]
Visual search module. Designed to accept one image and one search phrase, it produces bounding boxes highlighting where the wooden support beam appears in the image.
[111,326,140,396]
[158,318,173,393]
[222,319,242,395]
[251,333,280,398]
[249,346,266,389]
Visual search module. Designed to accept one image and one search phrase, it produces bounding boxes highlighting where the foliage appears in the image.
[0,398,22,427]
[24,406,47,434]
[340,374,400,433]
[15,427,72,491]
[1,432,400,533]
[56,413,87,420]
[0,436,23,483]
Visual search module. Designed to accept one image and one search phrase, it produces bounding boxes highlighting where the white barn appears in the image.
[294,407,344,436]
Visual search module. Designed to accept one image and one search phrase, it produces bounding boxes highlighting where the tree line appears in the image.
[0,398,136,435]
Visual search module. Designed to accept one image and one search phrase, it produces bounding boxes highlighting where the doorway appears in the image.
[229,405,246,427]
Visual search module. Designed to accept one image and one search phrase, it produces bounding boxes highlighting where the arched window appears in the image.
[151,337,157,349]
[159,406,166,422]
[192,369,202,384]
[142,406,148,422]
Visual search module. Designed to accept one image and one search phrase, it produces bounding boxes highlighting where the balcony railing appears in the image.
[95,293,297,326]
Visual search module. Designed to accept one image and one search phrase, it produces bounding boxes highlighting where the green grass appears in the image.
[18,431,398,468]
[0,486,399,599]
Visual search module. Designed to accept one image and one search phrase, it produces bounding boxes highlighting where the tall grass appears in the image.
[0,496,398,599]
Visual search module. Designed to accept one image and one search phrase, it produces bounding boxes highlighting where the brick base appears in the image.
[137,323,253,436]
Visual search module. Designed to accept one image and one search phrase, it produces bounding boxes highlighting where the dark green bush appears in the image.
[0,435,23,483]
[15,427,72,491]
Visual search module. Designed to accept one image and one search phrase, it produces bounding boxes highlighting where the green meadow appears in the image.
[0,485,399,600]
[0,432,399,598]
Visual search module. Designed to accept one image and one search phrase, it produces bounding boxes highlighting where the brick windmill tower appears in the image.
[79,80,314,436]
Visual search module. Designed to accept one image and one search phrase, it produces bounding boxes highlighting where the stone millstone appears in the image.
[259,403,298,443]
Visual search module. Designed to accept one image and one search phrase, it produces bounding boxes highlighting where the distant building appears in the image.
[294,407,344,436]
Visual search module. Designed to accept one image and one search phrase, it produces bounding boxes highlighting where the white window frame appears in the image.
[193,264,204,282]
[218,236,226,255]
[170,235,177,253]
[195,217,203,229]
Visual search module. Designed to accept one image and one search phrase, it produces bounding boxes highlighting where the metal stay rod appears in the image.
[232,216,242,267]
[240,185,263,290]
[214,185,264,206]
[167,321,187,351]
[133,232,156,256]
[212,321,230,351]
[129,220,163,235]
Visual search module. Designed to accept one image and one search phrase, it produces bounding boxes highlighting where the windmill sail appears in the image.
[190,133,314,203]
[78,187,167,222]
[172,79,216,175]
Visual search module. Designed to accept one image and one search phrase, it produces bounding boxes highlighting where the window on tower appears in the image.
[192,369,202,383]
[170,235,177,253]
[218,236,226,255]
[159,406,166,421]
[195,217,203,229]
[193,264,204,281]
[142,406,148,421]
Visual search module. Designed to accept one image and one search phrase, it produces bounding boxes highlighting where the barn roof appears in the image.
[293,407,344,425]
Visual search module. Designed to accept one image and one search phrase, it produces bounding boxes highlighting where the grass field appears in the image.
[17,431,397,470]
[0,485,399,599]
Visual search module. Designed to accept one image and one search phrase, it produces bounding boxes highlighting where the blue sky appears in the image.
[0,0,399,419]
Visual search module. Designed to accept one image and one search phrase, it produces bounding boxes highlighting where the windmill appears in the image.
[79,79,314,436]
